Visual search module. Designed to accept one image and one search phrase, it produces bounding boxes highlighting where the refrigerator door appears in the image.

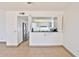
[23,23,28,41]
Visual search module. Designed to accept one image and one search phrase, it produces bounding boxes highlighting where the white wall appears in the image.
[63,3,79,56]
[6,11,28,46]
[0,10,6,42]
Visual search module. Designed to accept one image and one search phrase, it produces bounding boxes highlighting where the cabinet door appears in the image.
[29,33,44,45]
[44,33,62,45]
[6,12,18,46]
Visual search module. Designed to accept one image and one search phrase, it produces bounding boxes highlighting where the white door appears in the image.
[6,12,18,46]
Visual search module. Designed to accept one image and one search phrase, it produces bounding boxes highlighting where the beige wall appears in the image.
[63,3,79,56]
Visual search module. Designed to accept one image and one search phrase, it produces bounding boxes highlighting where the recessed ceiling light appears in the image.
[27,2,32,4]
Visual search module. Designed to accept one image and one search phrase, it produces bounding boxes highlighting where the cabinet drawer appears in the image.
[43,33,62,39]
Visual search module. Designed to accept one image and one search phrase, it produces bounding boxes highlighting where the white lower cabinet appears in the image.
[29,32,63,46]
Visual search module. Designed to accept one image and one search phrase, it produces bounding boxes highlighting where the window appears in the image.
[31,17,58,32]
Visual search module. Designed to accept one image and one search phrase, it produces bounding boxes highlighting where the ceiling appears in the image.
[0,2,71,11]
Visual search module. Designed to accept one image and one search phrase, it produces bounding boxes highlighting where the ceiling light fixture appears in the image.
[27,2,32,4]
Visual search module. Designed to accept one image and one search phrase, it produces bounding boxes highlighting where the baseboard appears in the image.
[29,45,62,48]
[17,40,24,47]
[29,44,76,57]
[0,40,6,42]
[0,42,6,45]
[6,43,18,47]
[0,42,6,43]
[29,43,62,46]
[61,45,76,57]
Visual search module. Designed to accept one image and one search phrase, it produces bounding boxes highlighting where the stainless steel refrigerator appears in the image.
[22,23,28,41]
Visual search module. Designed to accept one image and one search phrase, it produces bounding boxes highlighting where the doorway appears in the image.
[17,16,29,47]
